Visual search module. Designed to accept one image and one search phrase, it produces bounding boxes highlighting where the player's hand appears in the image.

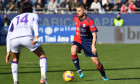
[6,52,10,64]
[32,38,38,45]
[32,36,38,45]
[92,46,97,55]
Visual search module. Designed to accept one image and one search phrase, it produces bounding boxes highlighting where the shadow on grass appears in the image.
[85,78,140,81]
[0,71,40,75]
[1,67,140,75]
[0,64,11,66]
[110,78,140,80]
[48,67,140,72]
[0,66,40,69]
[1,67,140,71]
[85,79,97,81]
[105,67,140,71]
[0,65,62,69]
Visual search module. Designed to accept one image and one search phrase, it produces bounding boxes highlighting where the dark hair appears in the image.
[21,3,33,13]
[76,4,86,9]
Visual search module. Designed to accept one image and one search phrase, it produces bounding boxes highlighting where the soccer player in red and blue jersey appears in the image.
[71,4,109,81]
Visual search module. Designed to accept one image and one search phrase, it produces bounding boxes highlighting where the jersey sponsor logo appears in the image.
[80,29,86,32]
[91,25,95,28]
[81,34,88,36]
[83,24,86,27]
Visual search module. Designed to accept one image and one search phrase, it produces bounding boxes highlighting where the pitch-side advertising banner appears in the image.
[38,26,76,43]
[1,26,140,44]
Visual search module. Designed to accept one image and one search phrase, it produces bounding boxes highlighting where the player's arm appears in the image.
[32,14,39,45]
[89,20,98,54]
[92,32,97,54]
[6,23,13,64]
[6,31,11,64]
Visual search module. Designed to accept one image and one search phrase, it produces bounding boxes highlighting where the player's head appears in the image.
[117,13,120,18]
[4,14,7,19]
[21,2,33,13]
[76,4,86,17]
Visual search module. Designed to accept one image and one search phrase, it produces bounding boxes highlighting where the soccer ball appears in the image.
[63,71,74,81]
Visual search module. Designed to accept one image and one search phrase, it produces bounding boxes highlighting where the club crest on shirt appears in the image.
[91,25,95,28]
[83,24,86,27]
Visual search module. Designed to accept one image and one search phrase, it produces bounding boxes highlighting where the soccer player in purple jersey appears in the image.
[6,3,48,84]
[71,4,109,81]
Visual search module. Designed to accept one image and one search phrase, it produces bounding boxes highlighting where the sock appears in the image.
[11,61,18,82]
[97,64,106,77]
[40,57,47,78]
[72,54,80,71]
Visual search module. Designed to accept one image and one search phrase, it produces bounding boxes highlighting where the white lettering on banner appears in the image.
[60,27,64,31]
[38,36,43,42]
[54,27,59,33]
[39,27,44,33]
[70,35,74,42]
[71,27,76,31]
[57,35,69,42]
[54,26,76,33]
[45,35,56,42]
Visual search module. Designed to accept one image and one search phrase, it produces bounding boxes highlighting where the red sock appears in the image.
[71,54,78,59]
[71,54,80,70]
[97,64,106,77]
[97,64,103,70]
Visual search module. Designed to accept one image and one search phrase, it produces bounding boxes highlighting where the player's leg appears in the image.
[22,37,47,84]
[11,52,20,84]
[82,43,108,80]
[33,46,47,84]
[90,57,109,81]
[71,45,80,70]
[71,42,84,78]
[10,38,22,84]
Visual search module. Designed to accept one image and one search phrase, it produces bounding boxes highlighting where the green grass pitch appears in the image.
[0,44,140,84]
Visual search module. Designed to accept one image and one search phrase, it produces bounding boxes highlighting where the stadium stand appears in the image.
[0,0,140,14]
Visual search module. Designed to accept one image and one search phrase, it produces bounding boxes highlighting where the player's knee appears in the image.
[71,49,77,55]
[12,57,18,62]
[71,46,77,55]
[94,61,100,66]
[33,46,46,57]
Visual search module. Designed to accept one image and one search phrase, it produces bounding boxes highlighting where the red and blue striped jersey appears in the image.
[73,14,98,43]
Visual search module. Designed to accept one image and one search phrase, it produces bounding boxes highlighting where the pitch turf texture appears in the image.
[0,44,140,84]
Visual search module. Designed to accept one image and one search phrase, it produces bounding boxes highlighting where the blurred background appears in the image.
[0,0,140,44]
